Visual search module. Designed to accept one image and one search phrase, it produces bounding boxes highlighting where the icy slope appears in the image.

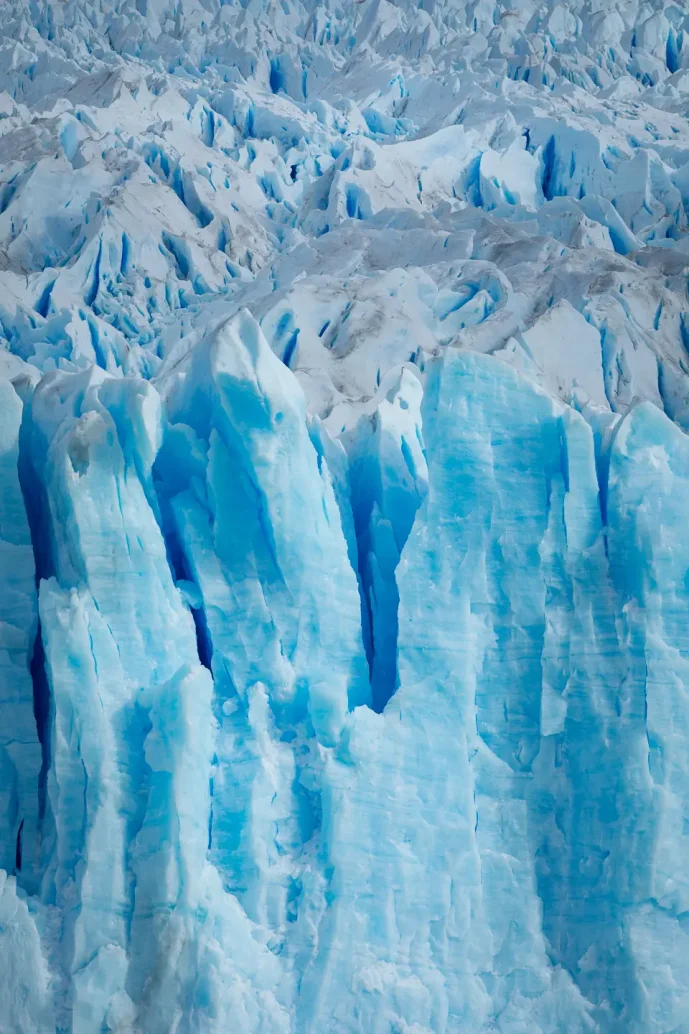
[4,1,689,1032]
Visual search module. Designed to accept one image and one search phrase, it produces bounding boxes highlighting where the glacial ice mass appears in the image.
[3,0,689,1031]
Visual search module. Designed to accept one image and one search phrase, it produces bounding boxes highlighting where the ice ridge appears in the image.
[3,1,689,1032]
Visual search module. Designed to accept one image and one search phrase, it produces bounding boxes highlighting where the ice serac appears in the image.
[300,353,604,1034]
[26,365,288,1033]
[302,355,689,1034]
[155,309,369,942]
[603,402,689,1034]
[127,664,289,1034]
[0,379,42,890]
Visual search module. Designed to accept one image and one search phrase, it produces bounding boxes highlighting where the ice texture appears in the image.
[4,0,689,1032]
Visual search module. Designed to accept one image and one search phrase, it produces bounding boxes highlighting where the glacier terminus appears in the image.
[4,0,689,1032]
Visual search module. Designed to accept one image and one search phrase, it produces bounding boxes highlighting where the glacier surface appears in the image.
[3,1,689,1032]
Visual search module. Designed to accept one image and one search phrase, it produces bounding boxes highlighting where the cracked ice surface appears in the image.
[4,1,689,1032]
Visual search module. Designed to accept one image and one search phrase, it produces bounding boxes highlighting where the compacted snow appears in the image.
[3,1,689,1032]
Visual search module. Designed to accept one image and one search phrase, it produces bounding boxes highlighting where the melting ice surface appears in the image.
[4,0,689,1031]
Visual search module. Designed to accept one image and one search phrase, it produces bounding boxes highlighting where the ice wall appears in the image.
[2,313,689,1033]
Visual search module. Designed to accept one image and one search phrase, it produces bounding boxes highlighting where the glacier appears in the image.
[4,0,689,1032]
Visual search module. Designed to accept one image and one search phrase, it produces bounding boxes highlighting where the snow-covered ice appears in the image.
[3,0,689,1031]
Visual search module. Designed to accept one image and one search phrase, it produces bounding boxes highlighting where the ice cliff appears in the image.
[4,0,689,1031]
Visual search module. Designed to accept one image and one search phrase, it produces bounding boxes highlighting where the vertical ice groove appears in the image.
[346,365,428,711]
